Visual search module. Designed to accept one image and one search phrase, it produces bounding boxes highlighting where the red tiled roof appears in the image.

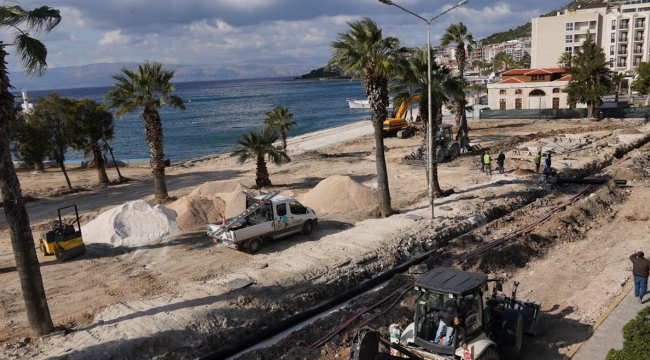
[500,69,529,76]
[555,75,572,82]
[501,68,567,76]
[498,78,524,84]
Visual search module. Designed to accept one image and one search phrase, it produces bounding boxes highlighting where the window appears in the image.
[289,201,307,215]
[552,97,560,109]
[566,22,574,31]
[610,45,615,55]
[623,8,637,13]
[499,99,506,110]
[590,21,597,30]
[276,203,288,217]
[499,89,506,95]
[531,75,538,81]
[565,34,573,43]
[515,98,522,109]
[515,89,522,95]
[565,46,573,53]
[553,88,561,93]
[611,32,616,42]
[612,20,616,30]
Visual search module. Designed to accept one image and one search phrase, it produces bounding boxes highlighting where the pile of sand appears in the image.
[82,200,181,247]
[300,175,378,214]
[169,180,259,231]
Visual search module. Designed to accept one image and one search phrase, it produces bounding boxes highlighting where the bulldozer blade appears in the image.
[56,244,86,262]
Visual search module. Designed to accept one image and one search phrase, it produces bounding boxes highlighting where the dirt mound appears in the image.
[168,195,226,231]
[300,175,378,214]
[189,179,250,197]
[82,200,181,247]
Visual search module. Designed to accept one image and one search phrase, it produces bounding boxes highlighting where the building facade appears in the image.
[487,68,586,110]
[532,1,650,73]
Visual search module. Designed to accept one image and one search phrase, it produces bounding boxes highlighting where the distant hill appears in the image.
[294,66,350,80]
[482,0,605,45]
[10,62,315,90]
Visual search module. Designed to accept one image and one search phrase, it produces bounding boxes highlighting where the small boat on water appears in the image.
[347,98,393,110]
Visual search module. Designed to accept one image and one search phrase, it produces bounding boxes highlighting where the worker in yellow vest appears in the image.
[483,152,492,175]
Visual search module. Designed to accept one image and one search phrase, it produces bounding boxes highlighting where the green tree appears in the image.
[104,61,185,202]
[470,83,487,105]
[11,114,49,171]
[493,52,516,72]
[232,128,290,188]
[70,99,114,185]
[612,72,626,104]
[263,106,296,151]
[606,307,650,360]
[329,18,406,217]
[33,93,76,190]
[0,4,60,336]
[517,53,531,69]
[557,51,574,69]
[441,22,474,149]
[632,62,650,106]
[564,33,613,118]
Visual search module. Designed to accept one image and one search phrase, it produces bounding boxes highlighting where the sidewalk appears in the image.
[571,284,648,360]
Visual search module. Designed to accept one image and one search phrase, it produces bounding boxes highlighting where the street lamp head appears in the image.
[378,0,394,5]
[457,0,469,5]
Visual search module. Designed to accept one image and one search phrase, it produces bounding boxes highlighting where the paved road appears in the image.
[572,286,648,360]
[0,168,244,228]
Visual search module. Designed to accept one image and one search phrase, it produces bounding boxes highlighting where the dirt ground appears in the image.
[0,118,648,360]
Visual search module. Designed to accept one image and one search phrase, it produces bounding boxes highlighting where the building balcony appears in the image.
[619,38,629,42]
[635,49,644,54]
[617,63,627,68]
[635,36,644,42]
[636,22,646,28]
[620,24,629,30]
[618,50,629,54]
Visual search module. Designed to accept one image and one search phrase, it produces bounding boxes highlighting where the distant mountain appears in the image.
[482,0,605,45]
[10,62,315,90]
[294,66,350,80]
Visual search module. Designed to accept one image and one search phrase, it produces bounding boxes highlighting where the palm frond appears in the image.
[14,33,47,75]
[25,6,61,33]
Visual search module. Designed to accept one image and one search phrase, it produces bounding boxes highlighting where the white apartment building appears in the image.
[532,1,650,74]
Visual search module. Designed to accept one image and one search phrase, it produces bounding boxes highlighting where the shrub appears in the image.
[605,307,650,360]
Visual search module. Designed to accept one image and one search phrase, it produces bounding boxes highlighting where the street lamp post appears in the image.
[379,0,469,219]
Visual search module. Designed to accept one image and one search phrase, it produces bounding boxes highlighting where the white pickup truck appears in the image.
[206,194,318,253]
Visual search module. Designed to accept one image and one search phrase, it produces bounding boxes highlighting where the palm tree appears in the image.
[0,4,60,336]
[105,61,185,202]
[612,72,626,103]
[470,83,487,105]
[71,99,114,185]
[557,51,574,69]
[232,128,290,188]
[263,106,296,151]
[441,22,474,150]
[329,18,406,217]
[493,53,516,72]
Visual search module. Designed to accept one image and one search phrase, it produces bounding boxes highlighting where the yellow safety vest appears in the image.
[483,154,491,164]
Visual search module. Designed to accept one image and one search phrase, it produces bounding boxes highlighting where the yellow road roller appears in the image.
[37,205,86,262]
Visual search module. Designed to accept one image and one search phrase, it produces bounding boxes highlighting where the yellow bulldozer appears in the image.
[37,205,86,262]
[383,96,420,137]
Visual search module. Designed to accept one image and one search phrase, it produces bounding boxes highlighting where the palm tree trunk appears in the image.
[143,107,168,201]
[281,130,287,151]
[105,140,124,182]
[93,144,109,185]
[365,73,392,217]
[256,155,271,188]
[453,100,462,126]
[0,44,53,337]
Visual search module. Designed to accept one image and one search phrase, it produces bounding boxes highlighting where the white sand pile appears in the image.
[170,180,260,231]
[82,200,181,247]
[300,175,378,214]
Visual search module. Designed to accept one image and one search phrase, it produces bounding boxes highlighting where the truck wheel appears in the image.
[436,148,445,163]
[302,221,314,235]
[247,238,262,254]
[501,311,524,360]
[449,144,460,160]
[479,347,500,360]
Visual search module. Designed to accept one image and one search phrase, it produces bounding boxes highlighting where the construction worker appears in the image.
[534,152,542,173]
[631,251,650,303]
[483,152,492,175]
[497,150,505,174]
[543,154,552,177]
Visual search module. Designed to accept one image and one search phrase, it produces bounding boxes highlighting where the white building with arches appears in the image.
[487,68,587,110]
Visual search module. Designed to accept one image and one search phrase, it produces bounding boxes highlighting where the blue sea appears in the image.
[23,77,369,161]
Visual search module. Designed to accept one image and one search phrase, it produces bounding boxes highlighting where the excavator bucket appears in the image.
[55,244,86,262]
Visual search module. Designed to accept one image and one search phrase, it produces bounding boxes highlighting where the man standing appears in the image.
[483,152,492,175]
[534,152,542,173]
[497,150,506,174]
[630,251,650,303]
[543,154,552,177]
[434,311,467,349]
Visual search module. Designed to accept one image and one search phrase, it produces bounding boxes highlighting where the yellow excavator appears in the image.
[383,95,420,137]
[38,205,86,262]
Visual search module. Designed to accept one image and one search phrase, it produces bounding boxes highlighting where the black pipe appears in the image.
[199,249,437,360]
[557,178,627,185]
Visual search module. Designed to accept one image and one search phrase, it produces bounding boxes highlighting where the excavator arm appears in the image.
[383,96,420,133]
[394,96,421,120]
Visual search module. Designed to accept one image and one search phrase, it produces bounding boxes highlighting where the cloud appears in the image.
[99,29,133,46]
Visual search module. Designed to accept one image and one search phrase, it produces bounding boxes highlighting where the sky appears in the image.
[3,0,570,71]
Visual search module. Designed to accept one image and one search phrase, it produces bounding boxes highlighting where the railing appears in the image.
[618,50,629,54]
[619,38,629,42]
[620,24,629,29]
[635,36,644,41]
[636,22,645,28]
[635,48,644,54]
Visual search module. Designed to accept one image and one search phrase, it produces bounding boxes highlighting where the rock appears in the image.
[254,262,269,269]
[19,337,29,344]
[15,342,26,348]
[5,319,13,326]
